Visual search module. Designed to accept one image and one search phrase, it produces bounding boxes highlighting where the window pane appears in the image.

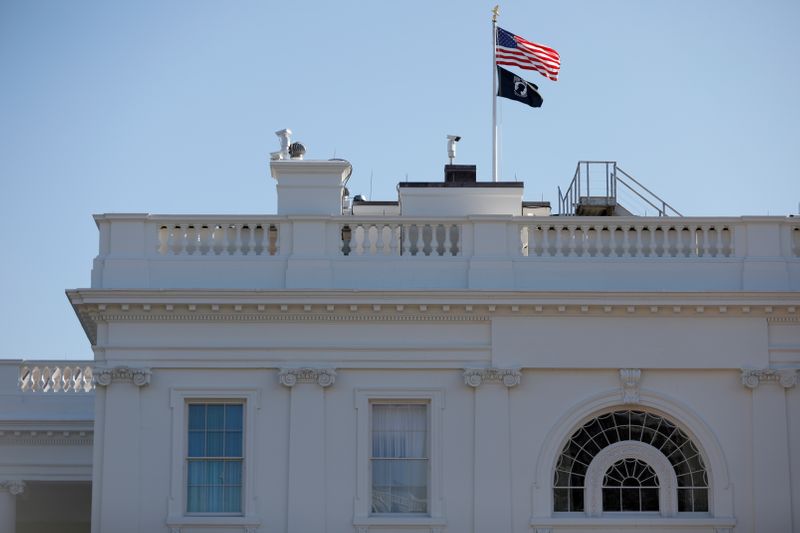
[206,405,225,430]
[372,404,427,458]
[188,430,205,457]
[226,404,243,430]
[207,431,224,456]
[641,488,659,511]
[224,460,242,485]
[603,488,621,511]
[371,459,428,514]
[188,405,206,430]
[225,431,243,457]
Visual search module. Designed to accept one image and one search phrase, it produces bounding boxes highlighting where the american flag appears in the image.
[495,27,560,81]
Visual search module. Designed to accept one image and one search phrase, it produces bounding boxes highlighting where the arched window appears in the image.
[602,458,659,512]
[553,410,708,514]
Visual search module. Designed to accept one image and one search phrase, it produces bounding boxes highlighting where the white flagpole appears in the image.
[492,5,499,182]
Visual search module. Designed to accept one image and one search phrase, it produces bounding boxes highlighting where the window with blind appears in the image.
[186,402,244,514]
[370,403,429,514]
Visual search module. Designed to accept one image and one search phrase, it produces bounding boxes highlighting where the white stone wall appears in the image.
[77,301,798,533]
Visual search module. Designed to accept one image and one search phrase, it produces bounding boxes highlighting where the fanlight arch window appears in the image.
[602,458,660,512]
[553,410,709,514]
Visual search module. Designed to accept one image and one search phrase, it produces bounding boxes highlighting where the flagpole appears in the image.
[492,5,499,182]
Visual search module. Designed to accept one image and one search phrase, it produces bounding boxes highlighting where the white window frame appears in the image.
[166,388,261,530]
[353,389,446,530]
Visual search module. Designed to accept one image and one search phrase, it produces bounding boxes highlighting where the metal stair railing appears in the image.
[558,161,681,217]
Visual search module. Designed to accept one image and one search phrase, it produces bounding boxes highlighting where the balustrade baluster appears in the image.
[675,225,684,257]
[575,224,594,257]
[415,224,425,256]
[620,225,630,258]
[399,224,408,256]
[633,225,644,258]
[609,224,618,257]
[361,224,372,256]
[567,225,578,257]
[389,224,399,255]
[167,225,176,255]
[443,224,453,257]
[541,225,551,257]
[554,225,564,257]
[232,225,243,255]
[714,226,724,258]
[198,226,210,255]
[699,225,710,257]
[375,224,385,255]
[246,224,256,255]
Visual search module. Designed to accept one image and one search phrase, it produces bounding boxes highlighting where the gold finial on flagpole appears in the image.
[492,5,500,22]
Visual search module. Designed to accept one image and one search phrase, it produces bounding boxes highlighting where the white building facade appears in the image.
[3,141,800,533]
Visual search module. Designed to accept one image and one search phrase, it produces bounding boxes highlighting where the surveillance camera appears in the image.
[447,135,461,142]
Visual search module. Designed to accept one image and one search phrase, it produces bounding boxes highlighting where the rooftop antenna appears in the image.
[369,170,374,199]
[447,135,461,165]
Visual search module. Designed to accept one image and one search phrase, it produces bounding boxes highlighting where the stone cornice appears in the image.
[463,367,521,388]
[66,288,799,347]
[93,366,151,387]
[279,367,336,388]
[741,367,798,389]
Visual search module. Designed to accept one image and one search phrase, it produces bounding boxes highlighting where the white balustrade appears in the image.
[519,220,735,258]
[157,222,280,256]
[19,364,94,393]
[341,221,461,257]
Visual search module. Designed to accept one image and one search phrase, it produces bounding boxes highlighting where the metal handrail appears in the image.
[558,161,681,217]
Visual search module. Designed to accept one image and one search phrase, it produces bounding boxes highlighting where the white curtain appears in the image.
[371,404,428,513]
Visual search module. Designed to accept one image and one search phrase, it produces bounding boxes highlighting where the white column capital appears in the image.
[463,367,521,388]
[0,480,25,496]
[741,367,797,389]
[93,365,151,387]
[620,368,642,403]
[279,367,336,388]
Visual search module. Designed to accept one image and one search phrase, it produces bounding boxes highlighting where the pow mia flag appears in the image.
[497,65,543,108]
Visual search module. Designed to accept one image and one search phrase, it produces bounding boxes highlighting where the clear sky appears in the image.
[1,0,799,359]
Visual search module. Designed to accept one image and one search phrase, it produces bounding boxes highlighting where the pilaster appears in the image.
[281,367,334,533]
[741,367,796,533]
[93,366,151,533]
[0,481,24,533]
[464,367,520,533]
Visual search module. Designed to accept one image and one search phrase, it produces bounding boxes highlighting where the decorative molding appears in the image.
[279,367,336,388]
[584,440,677,518]
[0,480,25,496]
[463,367,521,388]
[619,368,642,404]
[534,529,553,533]
[740,367,797,389]
[93,366,152,387]
[0,431,92,446]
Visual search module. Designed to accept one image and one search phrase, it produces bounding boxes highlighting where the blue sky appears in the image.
[1,0,799,359]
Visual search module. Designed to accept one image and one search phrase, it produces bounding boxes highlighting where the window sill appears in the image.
[354,515,447,527]
[166,514,261,528]
[530,516,735,529]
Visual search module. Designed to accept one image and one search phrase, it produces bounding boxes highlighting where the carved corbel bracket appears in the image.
[0,480,25,496]
[620,368,642,403]
[741,367,797,389]
[279,367,336,388]
[93,366,151,387]
[463,367,521,388]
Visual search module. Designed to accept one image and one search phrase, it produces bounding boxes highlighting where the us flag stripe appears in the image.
[495,26,560,81]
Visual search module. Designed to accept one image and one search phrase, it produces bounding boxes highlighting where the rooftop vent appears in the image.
[444,164,477,183]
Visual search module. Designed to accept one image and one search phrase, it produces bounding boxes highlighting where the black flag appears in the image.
[497,65,543,108]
